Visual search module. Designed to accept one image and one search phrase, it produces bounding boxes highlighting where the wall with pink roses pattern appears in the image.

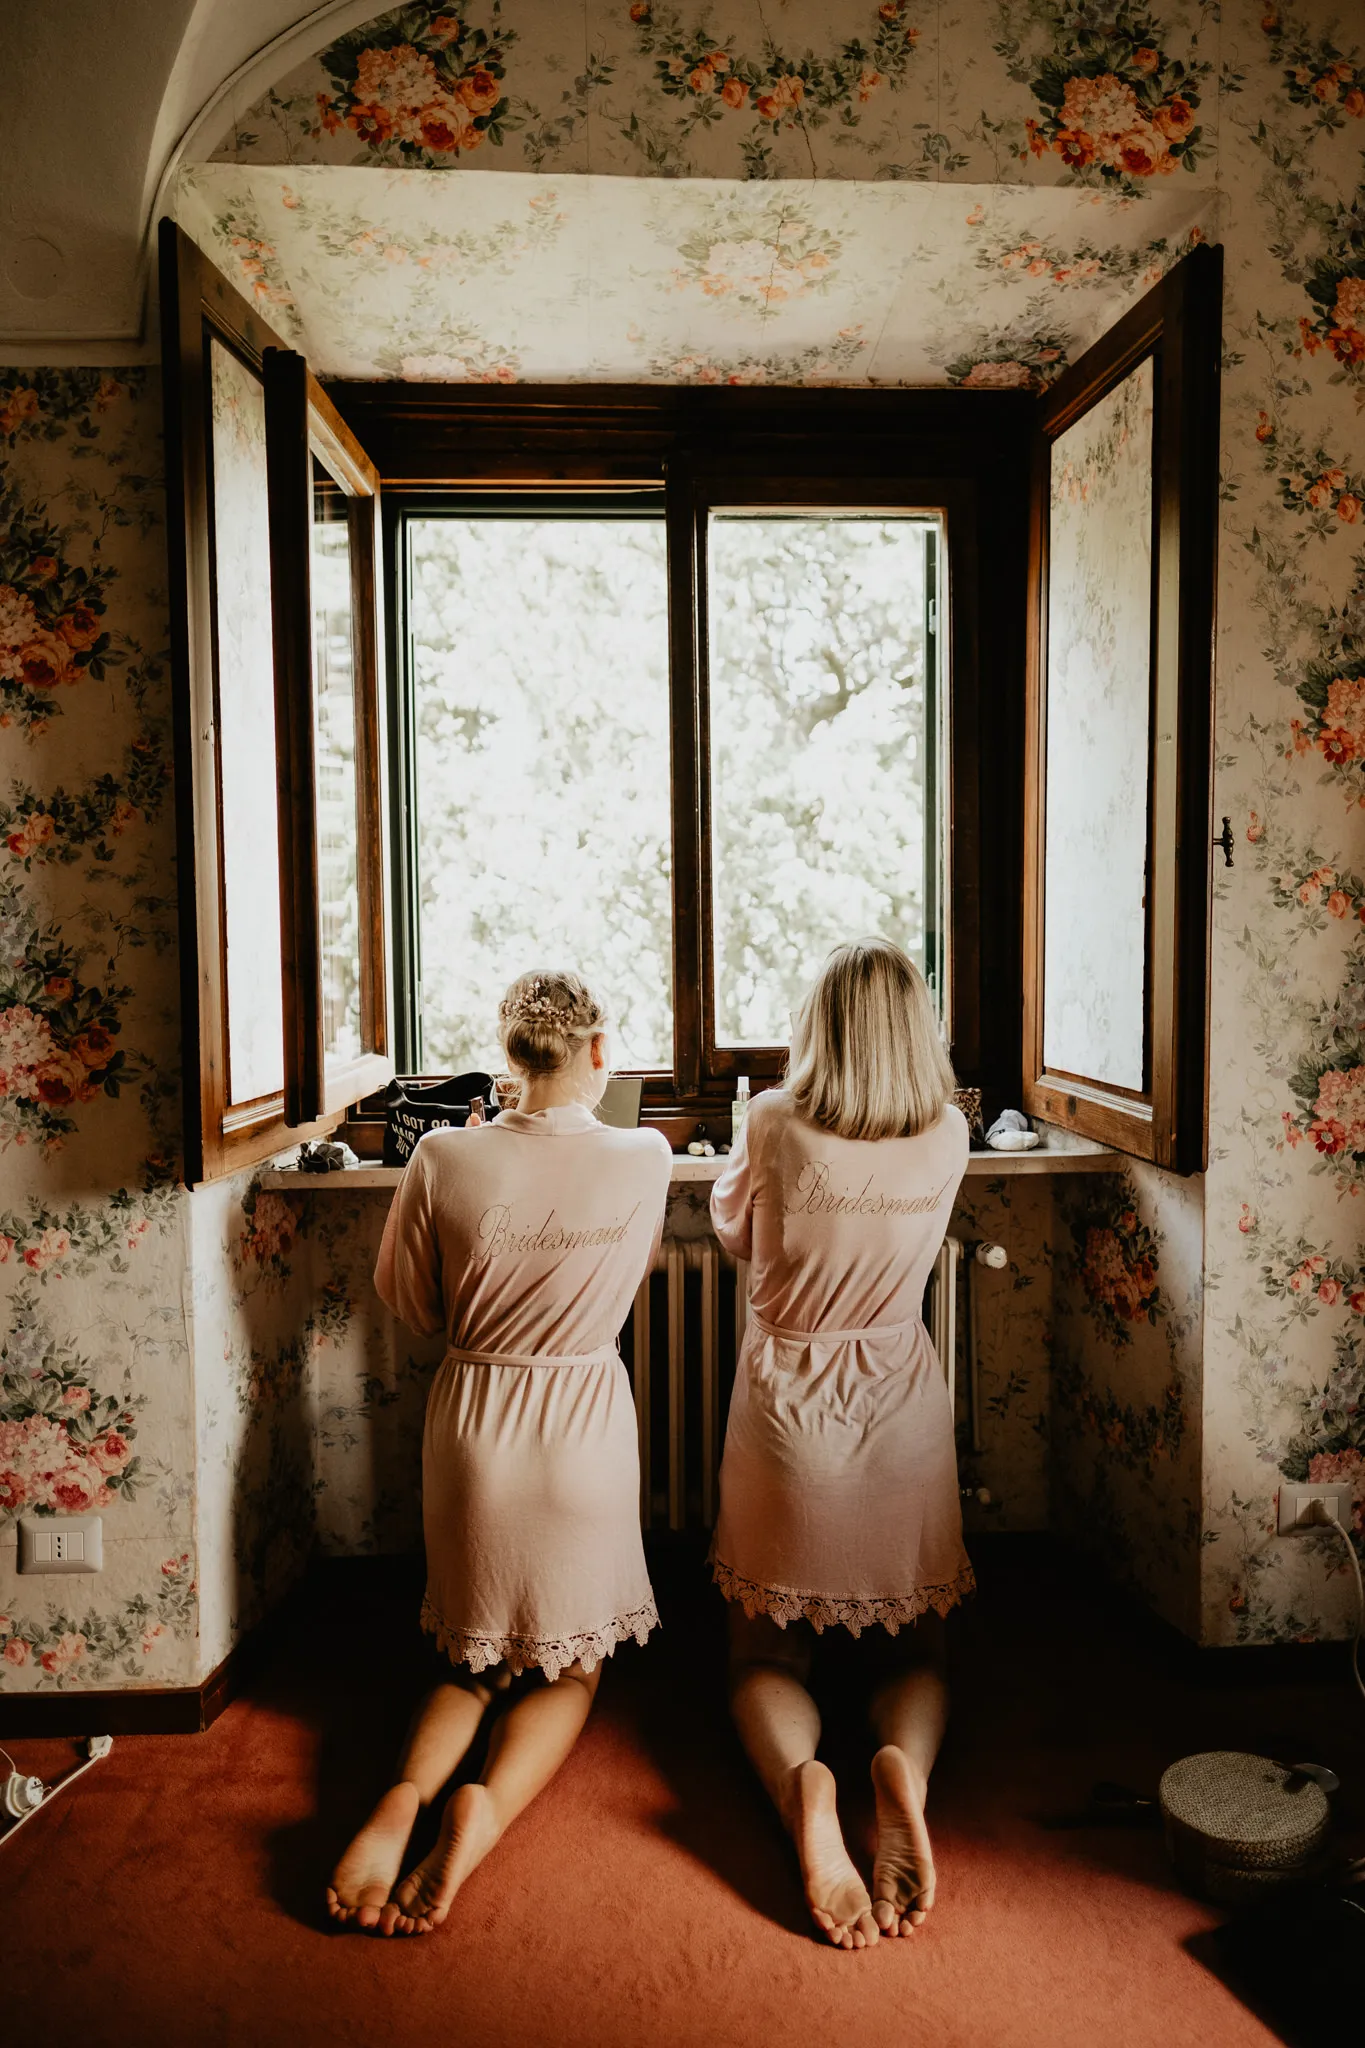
[4,0,1363,1692]
[0,373,205,1689]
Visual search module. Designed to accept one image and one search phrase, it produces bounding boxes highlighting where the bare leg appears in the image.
[868,1613,949,1936]
[390,1659,602,1935]
[728,1609,878,1951]
[327,1675,493,1932]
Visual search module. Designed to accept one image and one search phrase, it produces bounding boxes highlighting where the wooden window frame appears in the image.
[160,221,332,1181]
[684,476,956,1093]
[330,384,1030,1129]
[1022,244,1222,1173]
[263,349,394,1124]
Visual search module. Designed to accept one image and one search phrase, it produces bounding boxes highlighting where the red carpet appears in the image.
[2,1539,1358,2048]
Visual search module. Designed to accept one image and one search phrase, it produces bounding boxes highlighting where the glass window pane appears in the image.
[1042,356,1154,1093]
[409,518,673,1073]
[708,514,933,1047]
[311,457,363,1064]
[209,338,284,1106]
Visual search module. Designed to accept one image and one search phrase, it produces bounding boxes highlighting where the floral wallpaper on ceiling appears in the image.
[172,160,1212,389]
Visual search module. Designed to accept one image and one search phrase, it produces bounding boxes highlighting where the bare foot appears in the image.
[387,1782,503,1934]
[870,1744,936,1936]
[788,1759,879,1951]
[326,1782,420,1931]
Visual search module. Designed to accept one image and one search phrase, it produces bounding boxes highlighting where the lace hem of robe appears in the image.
[420,1595,660,1685]
[710,1556,976,1636]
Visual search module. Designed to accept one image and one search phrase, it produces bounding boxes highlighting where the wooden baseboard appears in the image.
[0,1679,221,1738]
[0,1571,308,1738]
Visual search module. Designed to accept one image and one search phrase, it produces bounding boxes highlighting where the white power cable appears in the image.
[1310,1504,1365,1710]
[0,1735,112,1849]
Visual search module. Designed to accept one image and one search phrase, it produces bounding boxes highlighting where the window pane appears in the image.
[409,518,673,1073]
[311,457,363,1064]
[208,339,284,1105]
[1042,357,1153,1093]
[708,514,933,1047]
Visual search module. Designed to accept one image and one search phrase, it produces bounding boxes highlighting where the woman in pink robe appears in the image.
[328,971,670,1937]
[710,939,972,1951]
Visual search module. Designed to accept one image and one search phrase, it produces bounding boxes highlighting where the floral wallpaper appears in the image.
[1196,0,1364,1648]
[199,0,1365,1653]
[0,371,201,1691]
[1051,1164,1204,1636]
[171,159,1211,390]
[6,0,1365,1692]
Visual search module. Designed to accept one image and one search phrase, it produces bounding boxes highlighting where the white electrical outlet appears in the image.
[1275,1483,1357,1536]
[17,1512,104,1574]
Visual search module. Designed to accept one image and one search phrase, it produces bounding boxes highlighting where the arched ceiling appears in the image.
[0,1,378,358]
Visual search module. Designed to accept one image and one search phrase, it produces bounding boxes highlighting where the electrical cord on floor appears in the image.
[0,1736,112,1848]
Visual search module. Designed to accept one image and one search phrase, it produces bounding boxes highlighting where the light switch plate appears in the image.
[1275,1484,1357,1536]
[17,1512,103,1573]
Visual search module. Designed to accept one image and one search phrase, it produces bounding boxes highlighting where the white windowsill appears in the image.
[255,1127,1119,1191]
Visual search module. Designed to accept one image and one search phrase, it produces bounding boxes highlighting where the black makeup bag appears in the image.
[381,1072,498,1168]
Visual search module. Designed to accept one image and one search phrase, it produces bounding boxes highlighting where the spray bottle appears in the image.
[732,1075,750,1149]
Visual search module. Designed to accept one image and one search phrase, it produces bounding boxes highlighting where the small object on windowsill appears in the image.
[951,1086,984,1144]
[687,1140,705,1156]
[985,1110,1039,1153]
[732,1074,751,1148]
[295,1139,359,1173]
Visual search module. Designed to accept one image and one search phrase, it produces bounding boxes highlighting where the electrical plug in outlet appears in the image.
[1275,1484,1357,1536]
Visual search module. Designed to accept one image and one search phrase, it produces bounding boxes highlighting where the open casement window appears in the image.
[263,351,393,1124]
[160,222,391,1180]
[349,382,1021,1138]
[1022,244,1221,1173]
[678,473,960,1096]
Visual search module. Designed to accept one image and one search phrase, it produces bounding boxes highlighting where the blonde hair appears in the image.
[786,938,955,1142]
[497,970,606,1078]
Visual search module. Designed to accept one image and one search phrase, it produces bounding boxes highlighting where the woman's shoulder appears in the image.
[940,1100,970,1144]
[598,1122,674,1177]
[746,1086,791,1129]
[900,1100,969,1153]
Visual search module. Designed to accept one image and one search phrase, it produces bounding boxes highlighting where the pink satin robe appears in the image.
[375,1103,671,1681]
[710,1089,974,1635]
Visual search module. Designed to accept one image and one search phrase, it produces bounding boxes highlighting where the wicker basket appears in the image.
[1159,1751,1331,1904]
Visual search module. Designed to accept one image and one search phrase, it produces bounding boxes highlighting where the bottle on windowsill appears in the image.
[732,1075,750,1148]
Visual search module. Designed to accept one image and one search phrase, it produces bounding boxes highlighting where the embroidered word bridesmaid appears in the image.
[328,970,671,1936]
[710,938,973,1951]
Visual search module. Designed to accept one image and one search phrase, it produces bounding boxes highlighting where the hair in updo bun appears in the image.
[497,970,607,1077]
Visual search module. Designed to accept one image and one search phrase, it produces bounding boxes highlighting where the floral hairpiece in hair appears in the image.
[500,981,570,1026]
